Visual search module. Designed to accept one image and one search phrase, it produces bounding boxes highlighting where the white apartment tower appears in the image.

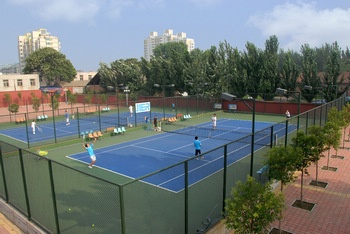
[144,29,195,61]
[18,28,60,72]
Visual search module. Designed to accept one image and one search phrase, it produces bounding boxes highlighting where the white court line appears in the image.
[66,155,136,179]
[157,143,250,189]
[0,133,27,143]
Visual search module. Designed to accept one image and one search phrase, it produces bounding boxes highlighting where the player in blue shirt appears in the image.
[83,138,97,168]
[194,136,203,159]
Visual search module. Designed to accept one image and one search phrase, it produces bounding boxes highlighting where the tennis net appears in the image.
[79,113,128,126]
[161,122,273,146]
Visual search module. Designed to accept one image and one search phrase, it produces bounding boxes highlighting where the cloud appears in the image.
[7,0,101,22]
[7,0,166,22]
[248,2,350,51]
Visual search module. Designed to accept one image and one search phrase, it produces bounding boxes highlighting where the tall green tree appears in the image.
[204,46,222,100]
[279,50,301,92]
[185,48,209,96]
[225,176,285,234]
[243,42,264,99]
[300,44,320,102]
[23,47,76,86]
[261,35,280,100]
[321,43,343,101]
[153,42,190,94]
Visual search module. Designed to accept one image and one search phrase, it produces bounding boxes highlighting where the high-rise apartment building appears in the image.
[18,28,60,72]
[144,29,195,61]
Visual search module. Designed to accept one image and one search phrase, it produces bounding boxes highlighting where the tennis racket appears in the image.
[36,125,42,133]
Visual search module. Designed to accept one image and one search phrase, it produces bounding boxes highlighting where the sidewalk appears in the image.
[0,212,24,234]
[207,141,350,233]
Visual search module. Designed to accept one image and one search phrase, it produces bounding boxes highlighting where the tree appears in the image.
[265,145,299,233]
[225,176,285,234]
[98,59,144,97]
[243,42,264,99]
[17,92,22,105]
[261,35,280,100]
[8,103,19,115]
[341,103,350,144]
[185,49,209,96]
[153,42,190,94]
[299,44,320,102]
[266,145,299,192]
[3,94,11,109]
[23,47,76,86]
[279,50,301,93]
[321,43,343,102]
[307,125,328,185]
[323,107,342,169]
[31,92,41,113]
[291,130,315,204]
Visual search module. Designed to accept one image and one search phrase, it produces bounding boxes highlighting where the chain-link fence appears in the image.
[0,95,345,233]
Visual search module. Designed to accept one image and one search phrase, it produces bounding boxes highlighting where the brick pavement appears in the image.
[207,136,350,234]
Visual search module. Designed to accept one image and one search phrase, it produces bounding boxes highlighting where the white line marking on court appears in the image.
[157,143,249,190]
[0,133,27,143]
[65,155,136,179]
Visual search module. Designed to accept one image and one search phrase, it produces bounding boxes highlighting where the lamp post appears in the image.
[42,89,60,143]
[154,84,175,119]
[107,85,122,125]
[123,86,130,107]
[231,95,255,176]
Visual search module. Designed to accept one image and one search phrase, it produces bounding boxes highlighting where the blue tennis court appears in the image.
[68,119,293,192]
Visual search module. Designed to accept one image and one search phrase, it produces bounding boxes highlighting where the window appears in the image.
[88,75,92,80]
[3,80,9,87]
[17,79,23,86]
[30,79,35,86]
[80,75,83,81]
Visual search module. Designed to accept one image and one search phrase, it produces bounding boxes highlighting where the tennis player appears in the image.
[194,136,203,160]
[83,138,97,168]
[31,120,36,134]
[65,110,70,125]
[212,113,217,129]
[285,110,291,119]
[129,105,133,117]
[153,115,158,131]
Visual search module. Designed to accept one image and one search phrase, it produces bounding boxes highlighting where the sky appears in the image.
[1,0,350,71]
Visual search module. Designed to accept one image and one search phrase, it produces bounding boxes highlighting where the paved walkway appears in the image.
[208,136,350,234]
[0,213,23,234]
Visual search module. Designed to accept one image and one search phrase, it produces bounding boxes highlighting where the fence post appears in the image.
[222,145,228,215]
[0,145,9,202]
[48,160,60,234]
[25,113,30,148]
[19,149,32,219]
[119,186,126,234]
[184,161,189,234]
